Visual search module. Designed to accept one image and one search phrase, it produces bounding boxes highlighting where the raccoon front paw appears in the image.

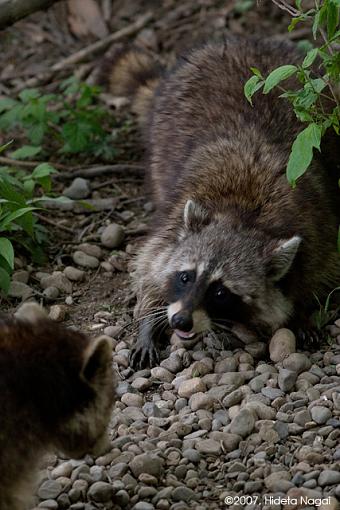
[130,338,160,370]
[296,327,323,349]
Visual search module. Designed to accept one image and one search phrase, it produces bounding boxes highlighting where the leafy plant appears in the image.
[313,287,340,330]
[0,77,118,160]
[244,0,340,188]
[0,145,60,293]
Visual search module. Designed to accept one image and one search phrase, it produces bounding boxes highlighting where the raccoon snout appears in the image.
[170,311,193,332]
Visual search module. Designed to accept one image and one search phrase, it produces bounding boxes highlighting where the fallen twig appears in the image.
[56,164,144,180]
[14,12,153,91]
[0,156,68,170]
[35,213,74,233]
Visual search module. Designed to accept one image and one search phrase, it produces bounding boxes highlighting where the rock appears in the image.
[215,357,237,373]
[264,471,291,492]
[51,461,73,479]
[43,286,60,301]
[278,368,297,392]
[87,481,113,502]
[283,353,311,374]
[261,387,284,400]
[63,177,91,199]
[77,243,102,259]
[38,500,58,509]
[63,266,85,282]
[40,271,72,294]
[294,409,311,427]
[151,367,174,383]
[318,469,340,486]
[103,325,121,337]
[189,392,214,411]
[132,377,151,391]
[73,251,99,269]
[38,480,63,499]
[160,354,182,373]
[100,223,125,249]
[310,406,332,425]
[178,378,206,398]
[12,270,30,284]
[8,281,33,300]
[172,486,196,502]
[121,393,144,407]
[182,449,201,463]
[48,305,66,322]
[269,328,296,362]
[129,453,163,479]
[132,503,155,510]
[229,409,256,437]
[195,439,221,455]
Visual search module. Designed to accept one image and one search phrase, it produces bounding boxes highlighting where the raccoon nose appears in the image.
[171,312,193,332]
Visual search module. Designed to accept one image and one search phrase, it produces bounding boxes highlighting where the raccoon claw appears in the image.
[130,339,160,370]
[296,327,323,349]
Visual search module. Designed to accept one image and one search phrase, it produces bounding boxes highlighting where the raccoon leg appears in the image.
[130,318,161,369]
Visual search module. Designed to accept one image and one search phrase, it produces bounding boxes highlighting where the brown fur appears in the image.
[108,36,340,368]
[0,303,115,510]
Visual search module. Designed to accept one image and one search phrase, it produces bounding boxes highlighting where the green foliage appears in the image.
[0,77,117,160]
[0,144,62,293]
[313,287,340,330]
[244,0,340,191]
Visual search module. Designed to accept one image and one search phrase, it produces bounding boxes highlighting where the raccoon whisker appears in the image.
[135,310,168,322]
[212,321,233,333]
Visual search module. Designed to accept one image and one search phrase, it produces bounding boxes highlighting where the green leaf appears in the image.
[286,123,322,186]
[28,123,46,145]
[302,48,318,68]
[244,75,264,105]
[18,88,40,103]
[31,163,57,179]
[0,266,10,293]
[0,237,14,268]
[10,145,42,160]
[0,98,17,113]
[263,65,298,94]
[0,140,13,154]
[0,207,36,231]
[327,1,339,39]
[250,67,263,79]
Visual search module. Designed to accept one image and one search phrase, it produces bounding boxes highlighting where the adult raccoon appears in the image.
[108,36,340,369]
[0,303,116,510]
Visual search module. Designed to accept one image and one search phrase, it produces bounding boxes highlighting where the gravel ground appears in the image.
[28,317,340,510]
[5,175,339,510]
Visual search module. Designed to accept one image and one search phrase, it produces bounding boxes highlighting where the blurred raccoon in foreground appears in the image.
[107,36,340,369]
[0,303,115,510]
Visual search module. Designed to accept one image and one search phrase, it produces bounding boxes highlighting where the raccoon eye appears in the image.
[180,271,190,284]
[214,286,228,300]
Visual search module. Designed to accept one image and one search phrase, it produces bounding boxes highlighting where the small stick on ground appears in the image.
[0,156,68,170]
[56,164,144,180]
[35,213,74,233]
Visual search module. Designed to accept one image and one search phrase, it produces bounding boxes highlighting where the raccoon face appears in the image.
[55,335,115,458]
[156,200,301,340]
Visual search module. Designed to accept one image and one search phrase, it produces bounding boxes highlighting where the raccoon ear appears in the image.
[81,335,113,384]
[267,235,301,282]
[183,200,210,232]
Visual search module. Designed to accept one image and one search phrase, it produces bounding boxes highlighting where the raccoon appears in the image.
[0,303,116,510]
[107,35,340,369]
